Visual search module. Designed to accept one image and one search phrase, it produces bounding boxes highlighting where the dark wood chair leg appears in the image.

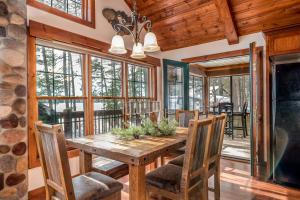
[244,115,248,136]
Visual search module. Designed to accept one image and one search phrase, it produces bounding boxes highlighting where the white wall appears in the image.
[27,0,135,48]
[160,32,266,61]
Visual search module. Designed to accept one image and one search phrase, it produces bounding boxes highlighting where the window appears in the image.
[128,64,149,98]
[36,45,86,138]
[209,75,250,112]
[189,75,204,111]
[167,66,184,119]
[209,76,231,111]
[37,0,83,17]
[232,75,250,112]
[27,0,95,28]
[91,56,124,134]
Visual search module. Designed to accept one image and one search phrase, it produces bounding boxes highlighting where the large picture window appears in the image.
[34,44,154,139]
[36,45,86,138]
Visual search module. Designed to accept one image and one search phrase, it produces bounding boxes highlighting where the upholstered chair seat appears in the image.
[169,155,216,171]
[146,164,182,193]
[73,172,123,200]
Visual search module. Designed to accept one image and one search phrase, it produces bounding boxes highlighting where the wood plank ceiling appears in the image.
[124,0,300,51]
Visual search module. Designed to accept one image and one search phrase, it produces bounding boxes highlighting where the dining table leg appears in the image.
[80,150,92,173]
[129,164,146,200]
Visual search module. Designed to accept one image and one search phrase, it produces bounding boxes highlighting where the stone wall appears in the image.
[0,0,27,199]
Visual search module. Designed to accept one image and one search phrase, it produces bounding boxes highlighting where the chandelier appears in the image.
[108,0,160,59]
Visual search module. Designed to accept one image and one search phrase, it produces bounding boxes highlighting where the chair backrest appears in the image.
[208,114,227,164]
[149,112,158,123]
[35,122,75,200]
[175,110,199,127]
[180,118,213,197]
[218,102,233,115]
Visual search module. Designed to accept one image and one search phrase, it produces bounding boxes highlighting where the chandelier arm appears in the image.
[113,23,135,41]
[137,20,152,41]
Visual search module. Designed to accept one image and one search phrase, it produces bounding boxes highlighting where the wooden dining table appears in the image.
[66,127,188,200]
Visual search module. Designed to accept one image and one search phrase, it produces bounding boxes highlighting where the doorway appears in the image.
[164,46,264,176]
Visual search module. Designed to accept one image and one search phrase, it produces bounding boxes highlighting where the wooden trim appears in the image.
[214,0,238,44]
[28,35,40,168]
[206,63,249,76]
[29,20,161,67]
[264,25,300,56]
[182,47,263,63]
[27,0,96,28]
[29,186,45,200]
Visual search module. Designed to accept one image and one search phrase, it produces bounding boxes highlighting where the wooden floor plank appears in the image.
[29,159,300,200]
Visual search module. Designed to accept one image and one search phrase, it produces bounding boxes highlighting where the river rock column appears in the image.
[0,0,27,199]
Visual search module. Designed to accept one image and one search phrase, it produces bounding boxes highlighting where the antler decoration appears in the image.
[102,0,152,43]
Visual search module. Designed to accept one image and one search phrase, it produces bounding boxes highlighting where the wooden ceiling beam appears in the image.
[205,63,249,72]
[206,63,249,76]
[214,0,239,44]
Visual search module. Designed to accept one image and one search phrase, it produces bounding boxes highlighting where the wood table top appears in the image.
[66,127,188,165]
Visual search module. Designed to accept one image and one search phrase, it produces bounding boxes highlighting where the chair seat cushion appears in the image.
[146,164,182,193]
[93,156,128,179]
[169,155,184,166]
[169,155,216,171]
[72,172,123,200]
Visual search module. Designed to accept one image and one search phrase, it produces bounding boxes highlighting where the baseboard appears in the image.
[29,187,45,200]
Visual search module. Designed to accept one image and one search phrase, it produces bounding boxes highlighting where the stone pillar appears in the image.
[0,0,27,199]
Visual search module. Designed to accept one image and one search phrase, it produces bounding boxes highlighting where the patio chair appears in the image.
[34,122,123,200]
[146,118,213,200]
[218,103,234,139]
[168,114,227,200]
[233,102,248,138]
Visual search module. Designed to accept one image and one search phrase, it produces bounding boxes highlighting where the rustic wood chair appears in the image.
[159,109,200,165]
[175,109,199,127]
[146,118,213,200]
[169,114,227,200]
[35,122,123,200]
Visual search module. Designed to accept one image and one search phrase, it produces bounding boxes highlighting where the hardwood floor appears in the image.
[29,159,300,200]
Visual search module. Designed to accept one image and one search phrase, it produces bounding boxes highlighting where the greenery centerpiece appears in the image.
[111,117,178,140]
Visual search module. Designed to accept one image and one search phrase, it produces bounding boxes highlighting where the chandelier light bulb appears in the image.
[109,35,127,55]
[131,42,146,59]
[144,31,160,52]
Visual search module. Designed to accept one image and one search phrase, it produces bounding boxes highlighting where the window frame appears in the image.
[189,74,204,111]
[27,0,96,28]
[28,37,157,168]
[127,63,151,99]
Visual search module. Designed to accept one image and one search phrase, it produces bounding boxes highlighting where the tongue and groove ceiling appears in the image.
[124,0,300,51]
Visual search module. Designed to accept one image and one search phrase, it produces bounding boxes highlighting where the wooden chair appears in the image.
[35,122,123,200]
[175,110,199,127]
[233,102,248,138]
[146,118,213,200]
[218,103,233,139]
[169,114,227,200]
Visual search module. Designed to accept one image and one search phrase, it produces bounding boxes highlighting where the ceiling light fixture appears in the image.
[108,0,160,59]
